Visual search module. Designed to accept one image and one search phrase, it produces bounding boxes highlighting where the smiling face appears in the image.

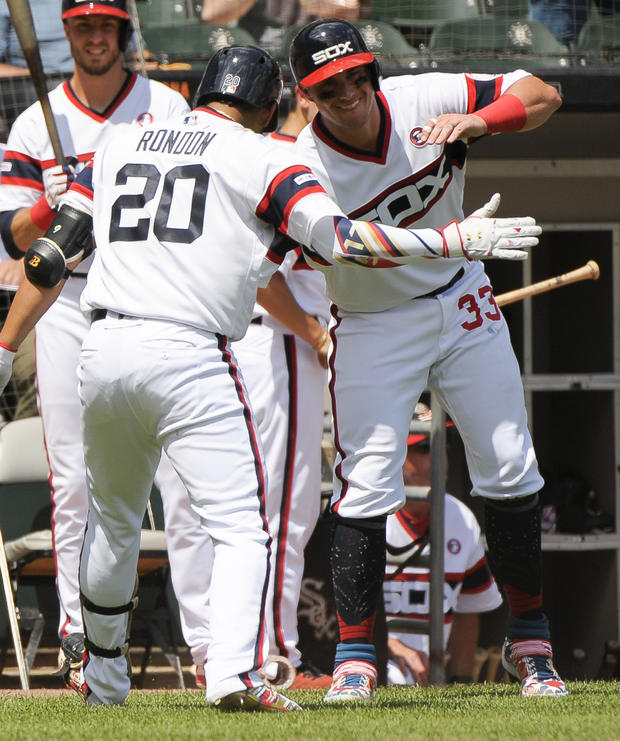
[64,15,123,76]
[303,65,380,145]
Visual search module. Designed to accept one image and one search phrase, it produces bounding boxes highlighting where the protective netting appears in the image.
[129,0,620,70]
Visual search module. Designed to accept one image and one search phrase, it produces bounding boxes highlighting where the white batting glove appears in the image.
[0,345,16,395]
[442,194,541,261]
[43,163,76,210]
[469,192,501,219]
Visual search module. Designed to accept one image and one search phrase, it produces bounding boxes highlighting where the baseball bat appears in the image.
[7,0,65,166]
[259,654,297,691]
[495,260,600,307]
[471,647,489,683]
[126,0,148,78]
[484,645,503,683]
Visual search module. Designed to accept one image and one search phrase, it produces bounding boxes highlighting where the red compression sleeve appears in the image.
[30,195,55,231]
[476,94,527,133]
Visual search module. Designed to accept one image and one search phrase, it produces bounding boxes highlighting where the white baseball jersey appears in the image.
[383,495,502,683]
[295,70,530,312]
[74,108,341,339]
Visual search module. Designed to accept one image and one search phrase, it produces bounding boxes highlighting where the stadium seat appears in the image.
[576,16,620,65]
[428,16,571,70]
[372,0,482,29]
[135,0,199,28]
[142,22,258,64]
[485,0,529,17]
[351,20,426,68]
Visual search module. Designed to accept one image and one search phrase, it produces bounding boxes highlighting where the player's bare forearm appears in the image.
[9,206,46,252]
[257,271,330,366]
[447,612,479,678]
[502,76,562,131]
[0,275,65,350]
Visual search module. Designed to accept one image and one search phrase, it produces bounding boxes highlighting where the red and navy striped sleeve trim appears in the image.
[265,231,299,266]
[0,150,43,190]
[69,160,94,201]
[461,555,495,595]
[256,165,324,235]
[465,74,503,113]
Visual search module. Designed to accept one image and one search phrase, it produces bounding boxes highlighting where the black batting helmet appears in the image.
[289,18,380,90]
[194,46,283,133]
[61,0,132,51]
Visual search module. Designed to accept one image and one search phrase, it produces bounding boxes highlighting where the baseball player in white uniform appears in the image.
[0,41,540,708]
[288,18,566,700]
[0,0,210,681]
[231,90,332,689]
[383,407,502,686]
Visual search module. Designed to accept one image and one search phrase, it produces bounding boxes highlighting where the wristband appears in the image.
[476,94,527,134]
[30,195,56,231]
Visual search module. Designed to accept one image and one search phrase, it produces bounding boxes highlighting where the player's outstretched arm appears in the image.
[329,193,541,267]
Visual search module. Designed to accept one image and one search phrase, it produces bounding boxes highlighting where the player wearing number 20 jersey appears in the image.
[0,69,214,673]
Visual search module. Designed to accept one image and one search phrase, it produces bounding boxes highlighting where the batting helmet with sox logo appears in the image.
[289,18,381,90]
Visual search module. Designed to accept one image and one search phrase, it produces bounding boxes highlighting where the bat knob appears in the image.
[587,260,600,280]
[258,654,296,690]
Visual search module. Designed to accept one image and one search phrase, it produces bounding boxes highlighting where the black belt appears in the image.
[250,316,263,325]
[417,267,464,299]
[91,309,130,322]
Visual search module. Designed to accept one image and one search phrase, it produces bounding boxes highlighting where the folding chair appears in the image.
[0,416,51,689]
[0,417,185,689]
[576,16,620,65]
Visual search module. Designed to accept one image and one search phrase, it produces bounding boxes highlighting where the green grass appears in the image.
[1,682,619,741]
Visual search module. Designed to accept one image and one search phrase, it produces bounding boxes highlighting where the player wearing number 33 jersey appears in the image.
[289,18,566,700]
